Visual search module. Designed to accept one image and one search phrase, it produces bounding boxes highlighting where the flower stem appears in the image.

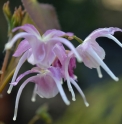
[0,50,10,83]
[73,36,83,44]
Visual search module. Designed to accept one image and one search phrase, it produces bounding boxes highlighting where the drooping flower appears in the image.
[52,44,88,105]
[6,24,82,94]
[11,66,69,120]
[76,27,122,81]
[11,64,89,121]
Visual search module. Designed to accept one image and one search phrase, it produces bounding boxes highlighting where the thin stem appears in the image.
[73,36,83,44]
[0,50,10,83]
[0,33,13,93]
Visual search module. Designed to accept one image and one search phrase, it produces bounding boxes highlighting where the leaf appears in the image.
[22,0,60,34]
[54,79,122,124]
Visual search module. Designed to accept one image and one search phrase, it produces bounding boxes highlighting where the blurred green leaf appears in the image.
[54,79,122,124]
[22,0,60,34]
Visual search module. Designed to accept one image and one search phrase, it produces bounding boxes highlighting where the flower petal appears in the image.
[7,51,30,94]
[12,24,40,37]
[13,40,31,57]
[43,29,74,38]
[5,32,32,50]
[86,27,122,40]
[13,76,37,121]
[50,37,82,62]
[34,74,59,98]
[87,47,119,81]
[70,78,89,107]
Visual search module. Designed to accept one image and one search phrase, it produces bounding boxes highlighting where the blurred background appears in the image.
[0,0,122,124]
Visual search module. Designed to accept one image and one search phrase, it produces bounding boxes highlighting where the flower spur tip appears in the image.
[85,102,89,107]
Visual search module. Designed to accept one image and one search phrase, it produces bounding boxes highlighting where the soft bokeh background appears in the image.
[0,0,122,124]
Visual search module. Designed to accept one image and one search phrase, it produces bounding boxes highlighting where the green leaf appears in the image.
[54,79,122,124]
[22,0,60,34]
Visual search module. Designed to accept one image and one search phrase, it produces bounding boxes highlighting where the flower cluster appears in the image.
[5,24,122,120]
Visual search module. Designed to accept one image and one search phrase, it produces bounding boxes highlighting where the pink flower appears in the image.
[6,24,82,94]
[11,65,89,121]
[11,66,69,120]
[52,44,88,105]
[77,27,122,81]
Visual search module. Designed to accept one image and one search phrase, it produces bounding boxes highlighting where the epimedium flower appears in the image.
[11,65,89,121]
[76,27,122,81]
[52,44,88,103]
[11,66,68,121]
[6,24,82,94]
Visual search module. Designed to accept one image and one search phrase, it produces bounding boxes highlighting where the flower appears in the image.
[6,24,89,121]
[6,24,82,94]
[11,65,89,121]
[76,27,122,81]
[11,66,69,120]
[52,44,88,103]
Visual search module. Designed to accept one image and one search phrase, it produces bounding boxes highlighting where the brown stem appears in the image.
[0,50,10,84]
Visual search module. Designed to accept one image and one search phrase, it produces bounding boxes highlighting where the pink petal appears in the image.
[43,29,74,38]
[13,40,31,57]
[35,74,59,98]
[12,24,40,37]
[86,27,122,40]
[50,37,82,62]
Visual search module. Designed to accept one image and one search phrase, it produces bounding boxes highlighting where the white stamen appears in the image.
[96,66,103,78]
[88,48,119,81]
[70,78,89,107]
[106,34,122,47]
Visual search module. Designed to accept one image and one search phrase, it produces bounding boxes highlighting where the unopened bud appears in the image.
[3,1,12,21]
[12,6,25,27]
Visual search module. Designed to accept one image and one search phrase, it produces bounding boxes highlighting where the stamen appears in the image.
[96,66,103,78]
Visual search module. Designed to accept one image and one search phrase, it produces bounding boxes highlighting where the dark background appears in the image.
[0,0,122,123]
